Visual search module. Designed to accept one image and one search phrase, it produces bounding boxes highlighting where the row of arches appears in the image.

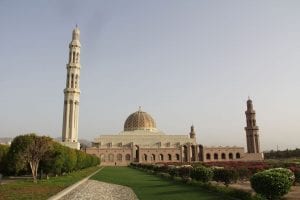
[69,51,80,64]
[66,73,79,89]
[206,152,241,160]
[142,153,180,162]
[100,153,131,162]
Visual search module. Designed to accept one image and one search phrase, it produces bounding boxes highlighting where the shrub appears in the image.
[178,166,192,177]
[250,169,292,200]
[191,166,213,183]
[173,176,182,182]
[213,168,238,186]
[157,172,171,179]
[236,167,251,180]
[168,167,179,177]
[295,169,300,184]
[265,168,295,184]
[182,176,192,184]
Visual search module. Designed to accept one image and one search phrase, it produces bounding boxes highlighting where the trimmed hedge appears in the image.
[213,168,238,186]
[191,166,213,183]
[250,168,293,200]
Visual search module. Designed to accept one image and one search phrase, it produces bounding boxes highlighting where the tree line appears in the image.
[0,134,100,182]
[264,148,300,159]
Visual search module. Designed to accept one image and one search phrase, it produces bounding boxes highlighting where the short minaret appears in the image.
[190,125,196,139]
[244,98,260,153]
[61,26,81,150]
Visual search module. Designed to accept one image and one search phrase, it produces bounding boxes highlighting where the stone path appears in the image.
[59,180,138,200]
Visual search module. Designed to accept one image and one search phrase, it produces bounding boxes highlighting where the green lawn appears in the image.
[0,166,99,200]
[91,167,229,200]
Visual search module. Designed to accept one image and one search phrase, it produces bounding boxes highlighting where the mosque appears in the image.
[61,27,263,166]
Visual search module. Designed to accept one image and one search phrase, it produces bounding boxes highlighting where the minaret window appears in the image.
[72,52,75,63]
[69,52,71,63]
[76,52,79,63]
[71,74,74,88]
[66,74,70,87]
[75,75,78,88]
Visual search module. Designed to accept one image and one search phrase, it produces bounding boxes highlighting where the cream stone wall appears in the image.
[202,146,245,162]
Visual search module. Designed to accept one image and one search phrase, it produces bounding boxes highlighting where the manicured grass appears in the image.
[0,166,99,200]
[91,167,228,200]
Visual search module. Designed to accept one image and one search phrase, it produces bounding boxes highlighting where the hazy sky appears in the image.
[0,1,300,150]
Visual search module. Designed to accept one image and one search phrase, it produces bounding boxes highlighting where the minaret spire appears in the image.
[61,27,82,149]
[244,98,260,153]
[189,125,196,139]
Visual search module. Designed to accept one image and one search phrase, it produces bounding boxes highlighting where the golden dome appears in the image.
[124,108,156,131]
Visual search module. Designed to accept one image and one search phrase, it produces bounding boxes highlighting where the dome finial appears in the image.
[138,106,142,111]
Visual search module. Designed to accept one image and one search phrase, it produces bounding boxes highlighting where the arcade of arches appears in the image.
[86,105,263,166]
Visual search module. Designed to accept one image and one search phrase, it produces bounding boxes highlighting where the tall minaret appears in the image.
[61,26,81,149]
[244,98,260,153]
[189,125,196,139]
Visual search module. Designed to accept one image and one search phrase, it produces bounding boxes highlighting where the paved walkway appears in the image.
[59,180,138,200]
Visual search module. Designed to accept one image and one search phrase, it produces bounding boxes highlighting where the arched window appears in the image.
[76,52,79,63]
[206,153,211,160]
[71,74,74,88]
[66,74,70,87]
[176,154,180,161]
[125,154,130,161]
[168,154,172,161]
[229,153,233,159]
[108,154,114,162]
[75,75,78,88]
[236,153,241,159]
[144,154,147,161]
[151,154,155,161]
[117,154,122,161]
[69,52,72,63]
[159,154,163,161]
[72,52,75,63]
[214,153,218,160]
[221,153,226,160]
[100,154,105,162]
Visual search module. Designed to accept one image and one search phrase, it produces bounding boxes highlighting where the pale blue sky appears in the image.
[0,1,300,150]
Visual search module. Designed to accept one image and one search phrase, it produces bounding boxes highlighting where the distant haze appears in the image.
[0,1,300,150]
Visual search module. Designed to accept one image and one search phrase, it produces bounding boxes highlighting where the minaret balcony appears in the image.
[64,88,81,93]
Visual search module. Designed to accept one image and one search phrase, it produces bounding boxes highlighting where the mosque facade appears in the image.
[86,99,263,166]
[61,28,263,165]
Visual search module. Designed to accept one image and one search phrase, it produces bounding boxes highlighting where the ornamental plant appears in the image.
[191,166,213,183]
[295,169,300,184]
[213,168,238,186]
[250,168,293,200]
[265,168,295,184]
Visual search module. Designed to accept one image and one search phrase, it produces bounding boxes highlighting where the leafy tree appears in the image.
[6,134,35,175]
[23,135,52,182]
[0,144,9,174]
[63,146,77,172]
